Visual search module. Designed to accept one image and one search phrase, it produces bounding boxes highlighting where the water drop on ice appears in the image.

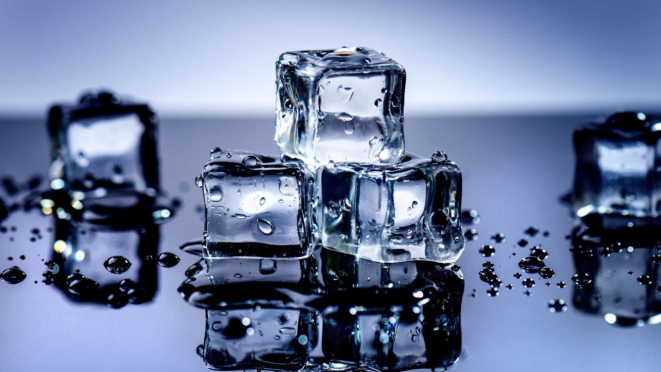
[210,147,222,159]
[256,219,274,235]
[432,151,448,163]
[242,155,261,167]
[337,112,353,122]
[374,98,383,107]
[195,175,203,188]
[259,197,266,205]
[209,186,223,202]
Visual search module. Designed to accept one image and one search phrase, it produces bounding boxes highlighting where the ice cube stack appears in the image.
[201,47,464,263]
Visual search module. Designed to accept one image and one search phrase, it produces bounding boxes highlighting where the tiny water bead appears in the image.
[464,229,478,241]
[491,233,506,243]
[506,284,513,290]
[523,290,533,297]
[482,261,495,269]
[103,256,132,274]
[211,147,222,159]
[637,275,652,285]
[548,299,568,313]
[539,267,555,279]
[513,273,522,279]
[157,252,180,268]
[242,155,261,167]
[487,287,499,297]
[208,187,223,202]
[557,281,566,288]
[195,175,203,188]
[522,278,535,288]
[256,219,275,235]
[432,151,448,163]
[460,209,480,225]
[518,257,545,274]
[529,246,548,260]
[479,245,495,257]
[524,226,540,237]
[572,273,592,285]
[1,266,26,284]
[517,239,528,247]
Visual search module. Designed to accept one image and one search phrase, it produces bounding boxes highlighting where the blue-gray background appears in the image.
[1,0,660,116]
[1,1,661,372]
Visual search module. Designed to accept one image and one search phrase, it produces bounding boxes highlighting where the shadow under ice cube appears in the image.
[315,153,463,263]
[48,90,160,201]
[573,112,661,228]
[275,47,406,167]
[202,150,313,259]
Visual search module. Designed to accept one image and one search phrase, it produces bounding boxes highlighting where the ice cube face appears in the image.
[572,112,661,226]
[314,154,463,263]
[571,224,661,326]
[202,150,313,259]
[205,308,316,371]
[47,91,160,202]
[275,47,406,167]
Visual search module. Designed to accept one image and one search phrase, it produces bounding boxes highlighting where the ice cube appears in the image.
[314,249,464,371]
[572,112,661,228]
[204,308,317,370]
[314,153,463,263]
[51,219,159,307]
[47,90,160,205]
[571,223,661,326]
[201,149,313,259]
[275,47,406,167]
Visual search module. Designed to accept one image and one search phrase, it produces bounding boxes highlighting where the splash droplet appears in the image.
[103,256,132,274]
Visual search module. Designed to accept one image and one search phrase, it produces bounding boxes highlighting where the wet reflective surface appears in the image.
[2,115,661,371]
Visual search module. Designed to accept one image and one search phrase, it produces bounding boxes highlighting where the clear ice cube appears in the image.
[572,112,661,228]
[47,90,160,206]
[571,223,661,326]
[201,149,313,259]
[314,153,463,263]
[275,47,406,167]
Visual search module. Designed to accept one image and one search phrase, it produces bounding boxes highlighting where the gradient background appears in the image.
[1,0,661,116]
[1,1,661,372]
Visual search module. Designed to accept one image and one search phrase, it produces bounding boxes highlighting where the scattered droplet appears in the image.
[374,98,383,107]
[196,344,204,358]
[517,239,528,247]
[103,256,132,274]
[210,147,222,159]
[539,267,555,279]
[637,275,652,285]
[529,246,548,260]
[464,229,478,241]
[337,112,353,122]
[548,299,567,313]
[572,273,592,285]
[256,219,274,235]
[524,226,540,237]
[157,252,180,268]
[343,121,355,134]
[518,257,545,274]
[259,197,266,206]
[1,266,26,284]
[242,155,261,167]
[513,273,522,279]
[486,287,499,297]
[557,281,566,288]
[491,233,506,243]
[522,278,535,288]
[195,175,203,188]
[479,245,495,257]
[523,290,533,297]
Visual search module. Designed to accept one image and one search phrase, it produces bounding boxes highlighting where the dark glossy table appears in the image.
[1,114,659,372]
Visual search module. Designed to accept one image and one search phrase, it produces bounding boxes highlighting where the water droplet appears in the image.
[210,147,222,159]
[209,186,222,202]
[651,254,661,263]
[196,344,204,358]
[344,121,355,134]
[259,259,277,275]
[256,219,274,235]
[539,267,555,279]
[234,273,243,279]
[68,276,99,295]
[432,151,448,163]
[277,313,291,325]
[279,327,296,336]
[157,252,180,268]
[517,239,528,247]
[487,287,499,297]
[460,209,479,225]
[464,229,478,241]
[518,257,545,273]
[548,299,568,313]
[529,247,549,260]
[1,266,26,284]
[557,281,566,288]
[479,245,495,257]
[103,256,132,274]
[513,273,522,279]
[491,233,506,243]
[522,278,535,288]
[337,112,353,122]
[637,275,652,285]
[297,335,308,345]
[524,226,540,237]
[259,197,266,205]
[195,175,203,188]
[242,155,261,167]
[374,98,383,107]
[523,290,533,297]
[572,273,592,285]
[44,260,59,274]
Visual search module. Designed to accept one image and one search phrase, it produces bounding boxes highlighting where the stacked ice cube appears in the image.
[201,47,464,263]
